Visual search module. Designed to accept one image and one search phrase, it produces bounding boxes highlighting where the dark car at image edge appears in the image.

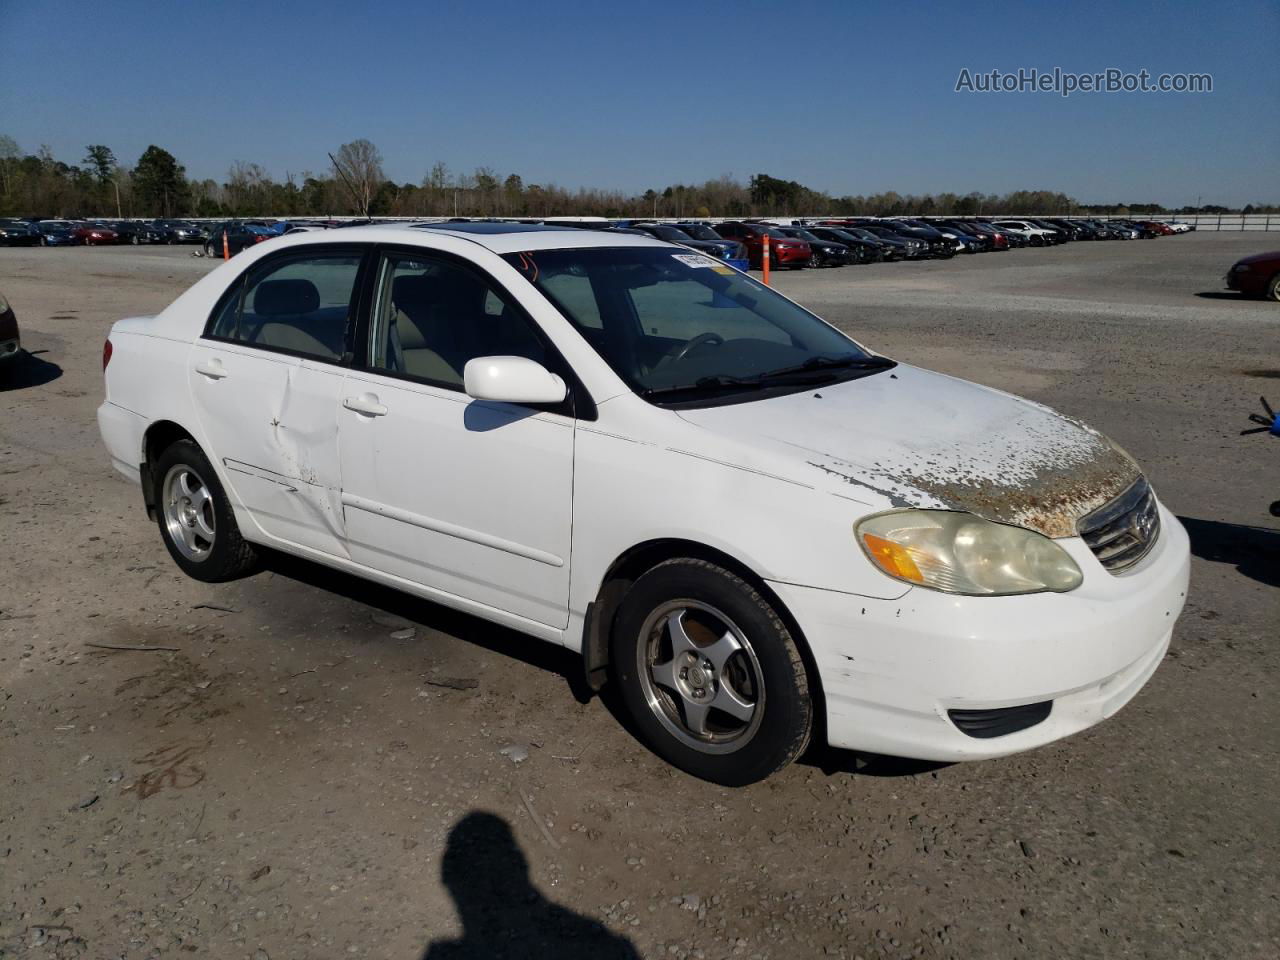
[0,291,20,365]
[0,220,43,247]
[1226,250,1280,301]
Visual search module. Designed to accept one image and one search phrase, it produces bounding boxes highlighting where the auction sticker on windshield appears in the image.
[672,253,715,268]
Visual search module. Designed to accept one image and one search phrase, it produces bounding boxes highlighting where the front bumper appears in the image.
[1226,269,1262,294]
[772,247,808,265]
[770,503,1190,762]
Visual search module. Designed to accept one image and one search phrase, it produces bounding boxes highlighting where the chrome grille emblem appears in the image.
[1077,477,1161,573]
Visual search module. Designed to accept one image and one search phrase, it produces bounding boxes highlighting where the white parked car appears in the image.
[97,223,1189,785]
[992,220,1059,246]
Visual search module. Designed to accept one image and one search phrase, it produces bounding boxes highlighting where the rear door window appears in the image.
[206,250,364,362]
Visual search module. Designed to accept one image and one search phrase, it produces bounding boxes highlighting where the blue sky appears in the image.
[1,0,1276,205]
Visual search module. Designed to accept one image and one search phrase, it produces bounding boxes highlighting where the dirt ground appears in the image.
[1,234,1277,960]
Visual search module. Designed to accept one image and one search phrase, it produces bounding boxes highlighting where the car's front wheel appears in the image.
[154,439,257,582]
[610,559,813,786]
[1266,273,1280,303]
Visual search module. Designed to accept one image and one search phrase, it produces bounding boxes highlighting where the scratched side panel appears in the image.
[187,342,349,559]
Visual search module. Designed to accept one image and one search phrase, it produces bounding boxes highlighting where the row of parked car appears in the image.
[612,216,1193,271]
[0,217,212,247]
[0,213,1194,271]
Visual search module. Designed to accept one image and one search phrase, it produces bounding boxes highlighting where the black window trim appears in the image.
[349,243,597,422]
[200,243,376,366]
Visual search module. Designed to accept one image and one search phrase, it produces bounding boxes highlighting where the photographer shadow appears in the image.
[421,812,640,960]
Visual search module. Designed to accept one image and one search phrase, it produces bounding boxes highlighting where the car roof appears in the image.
[264,221,671,255]
[413,221,575,235]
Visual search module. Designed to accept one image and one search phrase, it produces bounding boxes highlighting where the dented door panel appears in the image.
[188,341,348,557]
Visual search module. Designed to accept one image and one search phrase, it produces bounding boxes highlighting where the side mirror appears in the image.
[463,356,567,405]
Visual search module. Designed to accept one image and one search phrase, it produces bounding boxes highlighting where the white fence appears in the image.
[1116,214,1278,231]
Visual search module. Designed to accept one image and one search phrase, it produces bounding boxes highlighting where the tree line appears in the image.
[1,135,1275,220]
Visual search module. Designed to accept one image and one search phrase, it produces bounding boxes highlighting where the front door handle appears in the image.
[343,393,388,417]
[194,358,228,380]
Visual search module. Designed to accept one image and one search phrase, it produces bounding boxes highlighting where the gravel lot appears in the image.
[1,234,1277,959]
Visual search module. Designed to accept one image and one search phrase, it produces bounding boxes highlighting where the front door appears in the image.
[337,248,575,629]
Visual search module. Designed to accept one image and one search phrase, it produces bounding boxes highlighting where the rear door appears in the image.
[188,245,369,557]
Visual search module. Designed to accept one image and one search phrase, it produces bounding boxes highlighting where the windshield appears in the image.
[786,229,824,243]
[503,247,888,407]
[679,223,722,242]
[828,229,865,244]
[649,225,695,243]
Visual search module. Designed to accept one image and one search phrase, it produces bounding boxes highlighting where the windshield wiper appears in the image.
[639,375,764,401]
[754,354,896,381]
[640,356,895,402]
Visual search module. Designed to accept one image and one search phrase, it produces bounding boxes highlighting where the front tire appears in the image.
[610,559,813,786]
[1266,273,1280,303]
[154,439,257,582]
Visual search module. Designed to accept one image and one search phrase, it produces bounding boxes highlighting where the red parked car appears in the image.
[1138,221,1176,236]
[73,223,119,245]
[1226,250,1280,301]
[712,222,811,270]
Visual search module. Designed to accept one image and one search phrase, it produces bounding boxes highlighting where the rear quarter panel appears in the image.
[100,322,200,479]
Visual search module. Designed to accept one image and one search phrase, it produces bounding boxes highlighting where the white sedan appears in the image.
[98,223,1189,785]
[992,220,1060,245]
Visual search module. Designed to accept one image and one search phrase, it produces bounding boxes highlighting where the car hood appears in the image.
[675,363,1140,539]
[1234,250,1280,267]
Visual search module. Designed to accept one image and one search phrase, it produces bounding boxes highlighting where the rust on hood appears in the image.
[799,412,1142,539]
[675,362,1147,540]
[842,415,1140,538]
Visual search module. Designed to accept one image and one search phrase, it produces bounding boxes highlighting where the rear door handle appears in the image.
[343,393,388,417]
[194,358,228,380]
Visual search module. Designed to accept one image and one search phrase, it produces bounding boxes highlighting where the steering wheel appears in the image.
[669,332,725,362]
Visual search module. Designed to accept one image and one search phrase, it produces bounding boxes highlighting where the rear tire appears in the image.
[153,439,258,582]
[610,559,813,786]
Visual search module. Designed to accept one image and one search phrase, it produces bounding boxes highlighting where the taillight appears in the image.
[103,338,113,371]
[254,235,266,243]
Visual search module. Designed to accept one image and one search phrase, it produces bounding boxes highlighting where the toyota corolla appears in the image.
[97,223,1189,785]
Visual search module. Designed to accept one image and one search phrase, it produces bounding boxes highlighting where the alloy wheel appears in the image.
[636,600,764,754]
[162,464,216,561]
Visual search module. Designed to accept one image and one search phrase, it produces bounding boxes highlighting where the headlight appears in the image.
[1233,264,1250,272]
[856,510,1083,596]
[0,293,9,313]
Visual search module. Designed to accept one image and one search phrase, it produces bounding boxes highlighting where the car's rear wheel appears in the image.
[154,439,257,582]
[610,559,813,786]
